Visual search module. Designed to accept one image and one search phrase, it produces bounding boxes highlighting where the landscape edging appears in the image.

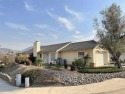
[0,72,13,84]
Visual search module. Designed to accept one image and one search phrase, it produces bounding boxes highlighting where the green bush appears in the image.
[64,59,68,69]
[84,66,116,69]
[22,69,41,85]
[0,66,5,72]
[72,59,84,69]
[78,67,123,73]
[36,58,44,66]
[121,61,125,63]
[70,65,76,71]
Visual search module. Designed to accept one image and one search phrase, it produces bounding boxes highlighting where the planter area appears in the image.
[33,69,125,86]
[1,63,125,87]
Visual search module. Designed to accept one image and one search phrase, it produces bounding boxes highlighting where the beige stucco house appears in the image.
[22,40,110,67]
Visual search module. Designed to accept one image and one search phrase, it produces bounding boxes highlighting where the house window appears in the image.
[40,54,42,58]
[78,52,84,57]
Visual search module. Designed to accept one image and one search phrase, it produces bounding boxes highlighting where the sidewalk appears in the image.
[0,78,125,94]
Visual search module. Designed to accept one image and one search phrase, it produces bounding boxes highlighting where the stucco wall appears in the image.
[39,52,57,64]
[60,50,93,65]
[42,53,49,63]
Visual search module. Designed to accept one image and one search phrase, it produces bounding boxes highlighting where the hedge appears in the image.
[78,67,123,73]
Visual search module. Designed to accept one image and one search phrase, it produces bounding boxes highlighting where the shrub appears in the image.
[22,69,41,85]
[17,56,28,64]
[64,59,68,69]
[78,67,123,73]
[3,54,16,65]
[36,58,44,66]
[25,59,32,66]
[29,53,36,64]
[70,65,75,71]
[72,59,83,69]
[121,60,125,64]
[88,66,115,69]
[0,66,5,72]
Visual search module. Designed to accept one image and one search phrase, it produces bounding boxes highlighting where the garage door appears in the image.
[96,52,104,67]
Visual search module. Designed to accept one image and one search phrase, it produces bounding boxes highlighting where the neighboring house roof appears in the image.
[22,48,33,54]
[39,42,70,53]
[60,40,97,52]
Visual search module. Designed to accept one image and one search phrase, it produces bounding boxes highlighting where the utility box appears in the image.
[15,74,21,86]
[25,77,30,88]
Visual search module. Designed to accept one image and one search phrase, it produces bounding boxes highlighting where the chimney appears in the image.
[33,41,40,57]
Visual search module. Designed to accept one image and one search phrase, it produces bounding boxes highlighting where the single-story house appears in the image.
[22,40,110,67]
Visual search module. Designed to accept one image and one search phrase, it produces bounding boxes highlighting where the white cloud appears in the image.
[65,6,83,21]
[24,1,36,12]
[58,17,74,31]
[47,11,75,31]
[34,24,58,32]
[46,10,57,19]
[5,22,29,31]
[36,33,46,37]
[73,30,97,41]
[34,24,49,29]
[50,33,58,39]
[75,31,81,34]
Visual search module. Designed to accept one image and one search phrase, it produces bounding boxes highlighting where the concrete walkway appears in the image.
[0,78,125,94]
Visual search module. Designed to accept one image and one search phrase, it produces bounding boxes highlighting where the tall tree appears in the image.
[94,3,125,69]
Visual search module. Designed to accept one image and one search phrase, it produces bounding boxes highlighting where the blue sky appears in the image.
[0,0,125,50]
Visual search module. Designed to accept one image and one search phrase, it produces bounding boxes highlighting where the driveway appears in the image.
[0,78,125,94]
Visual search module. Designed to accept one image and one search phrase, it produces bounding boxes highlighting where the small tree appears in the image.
[72,53,91,68]
[72,59,83,69]
[94,3,125,69]
[36,58,44,66]
[83,54,91,67]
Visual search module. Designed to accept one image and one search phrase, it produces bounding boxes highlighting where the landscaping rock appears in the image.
[2,64,125,87]
[33,69,125,86]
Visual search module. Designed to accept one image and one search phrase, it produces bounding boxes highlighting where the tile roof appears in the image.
[60,40,97,52]
[39,42,70,53]
[21,40,97,54]
[22,42,70,54]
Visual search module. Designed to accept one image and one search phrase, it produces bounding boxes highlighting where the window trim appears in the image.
[78,52,84,57]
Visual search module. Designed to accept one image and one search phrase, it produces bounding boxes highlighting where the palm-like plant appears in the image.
[36,58,44,66]
[82,54,91,67]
